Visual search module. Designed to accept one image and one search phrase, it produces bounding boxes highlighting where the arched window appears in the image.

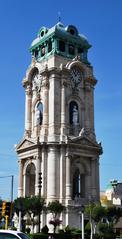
[73,169,80,198]
[25,163,35,197]
[72,169,85,199]
[69,101,79,126]
[35,102,43,126]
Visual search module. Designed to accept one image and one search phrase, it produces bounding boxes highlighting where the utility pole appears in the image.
[11,175,14,202]
[81,205,85,239]
[0,175,14,201]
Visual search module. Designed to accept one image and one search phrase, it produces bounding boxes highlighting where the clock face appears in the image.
[70,67,82,88]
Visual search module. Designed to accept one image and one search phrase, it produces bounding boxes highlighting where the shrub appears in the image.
[25,227,31,233]
[41,225,49,234]
[30,233,48,239]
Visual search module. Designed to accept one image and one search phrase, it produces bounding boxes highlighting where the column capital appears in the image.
[25,85,32,95]
[65,154,72,160]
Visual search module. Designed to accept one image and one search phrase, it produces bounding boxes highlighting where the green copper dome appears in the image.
[106,183,113,190]
[106,180,119,191]
[29,22,91,64]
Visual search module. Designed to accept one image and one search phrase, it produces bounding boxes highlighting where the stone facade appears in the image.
[16,23,102,230]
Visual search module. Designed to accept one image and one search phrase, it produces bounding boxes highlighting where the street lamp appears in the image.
[81,205,85,239]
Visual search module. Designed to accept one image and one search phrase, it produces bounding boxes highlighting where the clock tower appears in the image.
[16,22,102,230]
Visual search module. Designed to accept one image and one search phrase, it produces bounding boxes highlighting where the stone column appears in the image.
[48,74,55,137]
[91,158,98,199]
[85,173,92,200]
[42,74,49,138]
[35,155,41,195]
[90,85,95,131]
[60,146,65,202]
[18,159,23,197]
[47,146,56,201]
[48,71,60,140]
[25,85,32,136]
[84,82,91,131]
[95,157,100,200]
[41,147,46,197]
[41,146,47,228]
[65,154,72,202]
[60,76,67,137]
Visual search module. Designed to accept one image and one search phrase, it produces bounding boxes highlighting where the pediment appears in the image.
[16,138,36,151]
[68,135,102,149]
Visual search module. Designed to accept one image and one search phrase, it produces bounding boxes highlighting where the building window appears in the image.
[35,102,43,126]
[35,48,38,58]
[41,30,44,37]
[69,44,75,55]
[59,40,65,52]
[69,29,75,35]
[73,169,80,199]
[73,169,85,199]
[41,45,45,56]
[48,40,52,53]
[78,47,83,54]
[69,101,79,126]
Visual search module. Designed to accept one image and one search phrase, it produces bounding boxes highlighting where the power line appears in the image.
[0,175,14,179]
[0,175,14,201]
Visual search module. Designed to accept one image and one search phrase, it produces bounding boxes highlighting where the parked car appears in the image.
[0,229,30,239]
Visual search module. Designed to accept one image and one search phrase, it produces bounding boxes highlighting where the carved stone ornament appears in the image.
[73,55,81,61]
[32,73,42,93]
[26,85,32,95]
[31,56,36,66]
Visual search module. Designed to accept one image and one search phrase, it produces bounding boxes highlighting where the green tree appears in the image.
[48,200,65,233]
[14,196,46,233]
[98,222,115,239]
[85,203,105,239]
[14,197,28,216]
[85,203,122,239]
[26,195,46,233]
[14,197,30,231]
[0,199,2,224]
[105,206,122,225]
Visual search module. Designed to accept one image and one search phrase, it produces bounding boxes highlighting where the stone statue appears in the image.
[35,107,43,126]
[32,73,41,93]
[79,128,85,136]
[72,105,79,125]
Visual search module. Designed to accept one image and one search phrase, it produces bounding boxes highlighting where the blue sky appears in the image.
[0,0,122,200]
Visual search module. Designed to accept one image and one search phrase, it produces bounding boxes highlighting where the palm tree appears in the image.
[26,195,46,233]
[14,196,46,233]
[14,197,30,231]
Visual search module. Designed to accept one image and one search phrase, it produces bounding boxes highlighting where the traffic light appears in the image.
[38,172,42,189]
[2,201,6,216]
[2,201,12,217]
[6,202,11,217]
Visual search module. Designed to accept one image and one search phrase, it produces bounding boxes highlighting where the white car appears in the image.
[0,229,30,239]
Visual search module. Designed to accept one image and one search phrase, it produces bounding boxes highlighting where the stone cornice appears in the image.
[85,76,97,86]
